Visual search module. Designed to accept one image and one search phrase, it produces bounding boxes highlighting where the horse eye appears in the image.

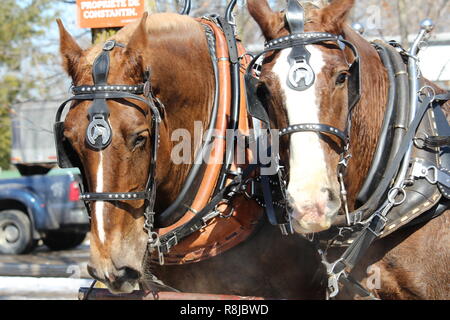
[335,72,348,85]
[134,135,147,147]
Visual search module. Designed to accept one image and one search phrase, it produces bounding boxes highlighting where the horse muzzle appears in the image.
[87,263,141,294]
[287,187,341,234]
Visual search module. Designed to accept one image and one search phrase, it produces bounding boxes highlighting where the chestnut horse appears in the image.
[56,12,325,298]
[248,0,450,299]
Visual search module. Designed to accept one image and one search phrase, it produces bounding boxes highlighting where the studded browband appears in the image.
[72,84,145,95]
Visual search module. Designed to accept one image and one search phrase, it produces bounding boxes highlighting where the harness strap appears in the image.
[357,41,407,205]
[323,93,450,298]
[158,163,259,254]
[280,123,347,148]
[215,16,242,191]
[343,93,449,226]
[339,274,379,300]
[80,191,150,201]
[424,136,450,148]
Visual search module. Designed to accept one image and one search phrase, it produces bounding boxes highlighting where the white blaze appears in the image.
[95,152,106,243]
[272,47,329,206]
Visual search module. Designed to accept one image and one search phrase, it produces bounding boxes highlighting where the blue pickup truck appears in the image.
[0,169,89,254]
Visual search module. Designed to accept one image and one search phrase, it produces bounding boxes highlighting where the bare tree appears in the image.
[397,0,409,48]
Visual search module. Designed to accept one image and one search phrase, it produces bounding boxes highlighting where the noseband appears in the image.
[247,0,361,152]
[54,40,162,221]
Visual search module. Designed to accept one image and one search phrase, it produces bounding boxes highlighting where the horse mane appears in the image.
[85,13,201,64]
[341,24,389,201]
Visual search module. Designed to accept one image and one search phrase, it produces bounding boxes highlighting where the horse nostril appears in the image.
[87,264,100,280]
[320,188,334,201]
[321,188,341,213]
[118,267,141,282]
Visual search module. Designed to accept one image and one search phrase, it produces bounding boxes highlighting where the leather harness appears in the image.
[54,40,162,229]
[54,1,450,300]
[54,15,266,266]
[245,0,450,299]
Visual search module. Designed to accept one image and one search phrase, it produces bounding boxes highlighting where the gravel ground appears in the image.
[0,237,93,300]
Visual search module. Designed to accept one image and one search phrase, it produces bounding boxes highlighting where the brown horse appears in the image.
[248,0,450,299]
[56,12,325,298]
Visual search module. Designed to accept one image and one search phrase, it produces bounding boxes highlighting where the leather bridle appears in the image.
[54,40,162,225]
[246,0,361,155]
[245,0,361,226]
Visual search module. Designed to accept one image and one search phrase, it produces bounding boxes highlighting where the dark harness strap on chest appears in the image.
[322,92,450,299]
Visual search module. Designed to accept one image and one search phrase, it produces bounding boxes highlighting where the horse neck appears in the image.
[344,27,389,206]
[147,30,215,209]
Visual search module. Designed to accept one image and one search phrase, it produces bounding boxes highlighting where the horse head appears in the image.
[248,0,377,234]
[56,12,214,293]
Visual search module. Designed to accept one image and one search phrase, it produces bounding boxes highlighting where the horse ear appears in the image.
[57,19,83,78]
[247,0,284,40]
[319,0,355,33]
[126,12,149,55]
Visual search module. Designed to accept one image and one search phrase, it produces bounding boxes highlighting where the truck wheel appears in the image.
[0,210,33,254]
[43,231,86,251]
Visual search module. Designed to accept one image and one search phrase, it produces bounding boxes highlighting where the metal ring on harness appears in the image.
[387,187,407,206]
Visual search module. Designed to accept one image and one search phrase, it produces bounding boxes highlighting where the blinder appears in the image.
[54,121,78,169]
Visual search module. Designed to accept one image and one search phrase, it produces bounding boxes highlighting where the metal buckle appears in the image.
[165,234,178,251]
[103,40,116,51]
[387,187,407,206]
[328,271,347,299]
[148,232,165,266]
[367,212,388,237]
[411,160,438,184]
[352,210,363,225]
[279,219,294,236]
[241,178,256,200]
[202,210,221,225]
[419,85,436,103]
[413,132,429,149]
[322,258,347,299]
